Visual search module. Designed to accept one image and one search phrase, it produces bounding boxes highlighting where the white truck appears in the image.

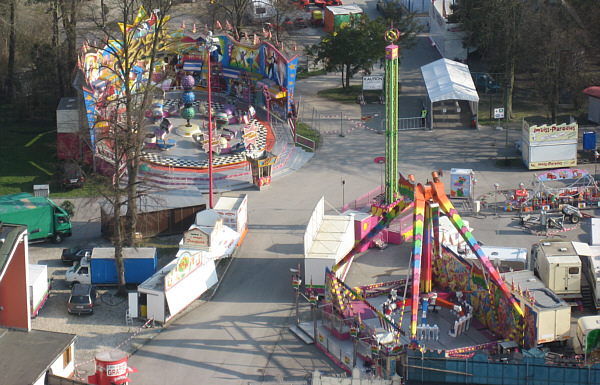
[65,247,157,286]
[29,264,51,318]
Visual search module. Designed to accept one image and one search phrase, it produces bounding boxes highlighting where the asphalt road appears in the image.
[125,30,600,385]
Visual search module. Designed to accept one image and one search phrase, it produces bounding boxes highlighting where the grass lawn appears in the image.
[317,85,363,104]
[295,121,320,151]
[0,104,100,198]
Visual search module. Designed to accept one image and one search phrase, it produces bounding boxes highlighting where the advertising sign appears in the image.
[362,76,384,91]
[526,122,578,143]
[165,250,204,290]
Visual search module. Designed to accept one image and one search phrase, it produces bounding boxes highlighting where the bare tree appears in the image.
[520,1,586,123]
[81,0,174,294]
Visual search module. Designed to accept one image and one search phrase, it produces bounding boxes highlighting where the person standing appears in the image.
[421,108,428,127]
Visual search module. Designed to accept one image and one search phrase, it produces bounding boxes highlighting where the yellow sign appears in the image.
[528,159,577,170]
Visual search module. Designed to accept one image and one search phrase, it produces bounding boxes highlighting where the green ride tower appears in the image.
[384,28,400,205]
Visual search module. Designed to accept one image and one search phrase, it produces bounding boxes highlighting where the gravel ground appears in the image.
[27,200,231,379]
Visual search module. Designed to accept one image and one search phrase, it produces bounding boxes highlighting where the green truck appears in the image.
[0,193,72,243]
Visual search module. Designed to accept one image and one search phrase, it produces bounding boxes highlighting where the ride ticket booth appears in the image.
[450,168,475,200]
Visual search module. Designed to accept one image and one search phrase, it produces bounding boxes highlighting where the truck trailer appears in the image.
[29,264,51,318]
[531,240,590,302]
[503,270,572,346]
[0,193,72,243]
[65,247,157,286]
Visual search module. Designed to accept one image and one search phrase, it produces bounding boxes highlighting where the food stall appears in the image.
[133,210,240,323]
[521,120,578,170]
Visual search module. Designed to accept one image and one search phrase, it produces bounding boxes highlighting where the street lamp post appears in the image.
[205,32,218,208]
[505,83,510,166]
[489,80,492,122]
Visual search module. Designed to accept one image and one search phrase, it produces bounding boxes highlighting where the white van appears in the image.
[576,316,600,352]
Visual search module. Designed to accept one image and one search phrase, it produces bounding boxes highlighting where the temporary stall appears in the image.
[100,188,206,239]
[213,195,248,245]
[304,197,355,294]
[323,5,363,33]
[449,168,475,200]
[136,255,218,323]
[584,86,600,124]
[135,220,240,323]
[420,59,479,129]
[521,120,578,170]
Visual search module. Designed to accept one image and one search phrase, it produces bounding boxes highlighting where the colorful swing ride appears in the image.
[325,26,524,345]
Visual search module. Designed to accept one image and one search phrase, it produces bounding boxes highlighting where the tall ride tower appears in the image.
[384,29,400,205]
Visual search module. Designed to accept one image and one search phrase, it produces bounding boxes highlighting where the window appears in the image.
[63,345,72,368]
[80,267,89,275]
[569,267,579,275]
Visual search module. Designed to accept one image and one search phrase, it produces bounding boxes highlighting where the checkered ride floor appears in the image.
[142,119,268,169]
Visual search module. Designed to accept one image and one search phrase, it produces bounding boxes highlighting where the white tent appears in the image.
[420,58,479,129]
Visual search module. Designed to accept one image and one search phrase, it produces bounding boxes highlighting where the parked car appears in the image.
[59,163,84,189]
[67,283,97,315]
[61,246,92,264]
[472,73,502,93]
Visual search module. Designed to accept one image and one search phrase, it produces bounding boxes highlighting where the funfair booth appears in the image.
[304,197,355,295]
[134,209,240,323]
[521,120,578,170]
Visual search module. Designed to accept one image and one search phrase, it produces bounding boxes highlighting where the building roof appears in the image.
[194,209,222,228]
[421,58,479,103]
[0,328,77,385]
[584,86,600,99]
[99,187,206,215]
[325,4,363,15]
[0,223,27,282]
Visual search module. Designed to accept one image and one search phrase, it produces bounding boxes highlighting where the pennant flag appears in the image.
[225,19,233,30]
[216,20,223,29]
[192,23,196,34]
[263,28,269,37]
[294,42,297,51]
[181,20,186,30]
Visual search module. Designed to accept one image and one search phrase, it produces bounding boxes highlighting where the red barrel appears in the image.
[88,350,135,385]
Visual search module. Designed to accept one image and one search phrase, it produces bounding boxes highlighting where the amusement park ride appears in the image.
[314,26,525,353]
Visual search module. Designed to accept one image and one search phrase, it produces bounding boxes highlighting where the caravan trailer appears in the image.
[584,245,600,310]
[248,0,276,22]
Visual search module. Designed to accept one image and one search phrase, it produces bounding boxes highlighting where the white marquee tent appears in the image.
[420,58,479,129]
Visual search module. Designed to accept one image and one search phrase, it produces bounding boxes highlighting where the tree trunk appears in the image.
[8,0,16,98]
[62,0,78,92]
[52,0,66,97]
